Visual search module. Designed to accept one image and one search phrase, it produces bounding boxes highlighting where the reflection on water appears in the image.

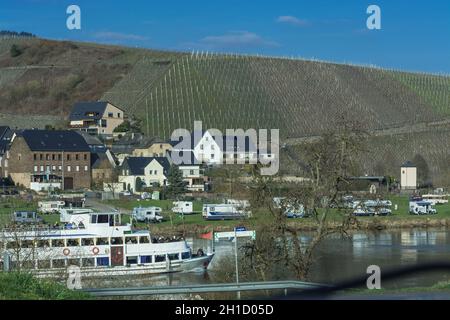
[84,228,450,290]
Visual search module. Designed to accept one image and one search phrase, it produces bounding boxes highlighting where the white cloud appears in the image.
[93,31,149,41]
[276,16,308,27]
[197,31,279,48]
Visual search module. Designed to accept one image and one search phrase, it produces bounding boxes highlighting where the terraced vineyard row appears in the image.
[103,53,449,139]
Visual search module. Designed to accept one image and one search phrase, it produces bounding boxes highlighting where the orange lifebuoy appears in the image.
[92,247,100,255]
[63,248,70,256]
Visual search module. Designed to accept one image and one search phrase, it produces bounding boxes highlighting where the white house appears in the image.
[401,161,417,190]
[171,131,258,166]
[118,157,170,193]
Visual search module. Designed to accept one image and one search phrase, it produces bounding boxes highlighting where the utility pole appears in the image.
[61,151,64,191]
[234,227,240,300]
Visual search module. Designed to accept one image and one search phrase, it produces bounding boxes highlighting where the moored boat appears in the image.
[0,212,214,278]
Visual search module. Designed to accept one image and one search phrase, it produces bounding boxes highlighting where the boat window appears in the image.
[91,215,97,224]
[155,255,166,262]
[68,258,80,266]
[67,239,80,247]
[96,257,109,267]
[97,214,109,224]
[125,237,138,244]
[22,260,34,269]
[81,238,94,246]
[140,255,152,264]
[6,241,19,249]
[96,238,109,245]
[182,252,191,260]
[37,240,50,248]
[21,240,34,248]
[109,215,114,226]
[52,239,65,247]
[53,259,66,268]
[82,258,95,267]
[168,253,179,261]
[139,236,150,244]
[38,260,51,269]
[126,256,138,265]
[111,237,123,245]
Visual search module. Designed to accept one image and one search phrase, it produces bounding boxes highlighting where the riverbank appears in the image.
[101,196,450,236]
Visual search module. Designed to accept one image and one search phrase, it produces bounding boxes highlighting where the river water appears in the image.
[84,227,450,291]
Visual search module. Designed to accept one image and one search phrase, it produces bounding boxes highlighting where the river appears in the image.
[83,227,450,292]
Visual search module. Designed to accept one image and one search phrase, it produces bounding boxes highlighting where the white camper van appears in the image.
[38,201,66,214]
[172,201,194,215]
[132,207,163,223]
[409,201,437,215]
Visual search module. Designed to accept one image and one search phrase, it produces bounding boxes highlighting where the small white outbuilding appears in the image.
[400,161,417,190]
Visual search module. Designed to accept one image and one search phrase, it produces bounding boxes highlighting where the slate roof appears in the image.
[0,126,13,155]
[20,130,90,152]
[123,157,171,176]
[167,151,200,166]
[401,161,416,168]
[69,101,122,121]
[170,131,257,152]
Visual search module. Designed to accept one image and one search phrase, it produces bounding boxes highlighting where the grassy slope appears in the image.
[0,272,90,300]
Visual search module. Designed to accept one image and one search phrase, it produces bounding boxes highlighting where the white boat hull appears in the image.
[32,254,214,279]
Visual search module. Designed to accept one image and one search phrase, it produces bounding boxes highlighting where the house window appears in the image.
[46,154,49,161]
[67,165,71,172]
[67,154,71,161]
[40,166,44,172]
[200,144,204,150]
[76,154,79,161]
[84,154,87,160]
[46,165,50,172]
[154,170,157,175]
[76,166,80,172]
[84,166,88,171]
[211,154,215,159]
[58,154,62,161]
[40,154,43,161]
[58,166,62,171]
[117,113,121,118]
[33,154,37,161]
[33,166,38,172]
[52,154,55,161]
[52,165,56,171]
[108,113,113,118]
[149,170,153,175]
[18,154,21,161]
[190,170,195,175]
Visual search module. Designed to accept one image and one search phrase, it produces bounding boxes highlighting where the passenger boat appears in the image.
[0,212,214,278]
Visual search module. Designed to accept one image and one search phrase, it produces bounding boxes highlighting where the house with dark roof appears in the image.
[170,130,258,165]
[132,136,173,158]
[119,157,170,193]
[68,101,125,136]
[167,151,206,192]
[401,160,417,190]
[4,130,91,191]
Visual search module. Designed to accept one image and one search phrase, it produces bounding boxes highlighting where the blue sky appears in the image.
[1,0,450,73]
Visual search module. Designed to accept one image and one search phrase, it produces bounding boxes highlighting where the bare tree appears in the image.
[242,119,368,281]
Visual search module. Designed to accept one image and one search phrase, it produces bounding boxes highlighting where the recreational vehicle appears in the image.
[132,207,163,223]
[202,204,249,221]
[409,201,437,215]
[172,201,194,215]
[38,201,66,214]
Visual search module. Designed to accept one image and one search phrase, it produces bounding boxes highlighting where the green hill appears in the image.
[0,37,448,185]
